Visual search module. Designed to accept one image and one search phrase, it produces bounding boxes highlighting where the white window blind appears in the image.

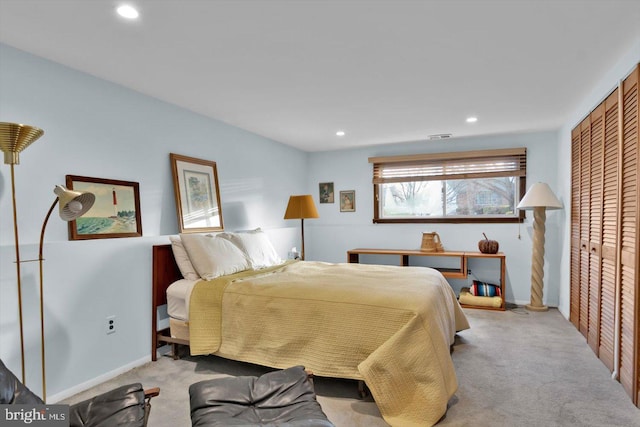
[370,148,527,184]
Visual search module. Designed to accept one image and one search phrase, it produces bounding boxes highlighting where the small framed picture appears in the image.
[319,182,334,203]
[340,190,355,212]
[66,175,143,240]
[170,153,224,233]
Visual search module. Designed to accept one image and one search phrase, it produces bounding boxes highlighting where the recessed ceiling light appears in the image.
[466,117,478,123]
[336,131,345,137]
[117,5,140,19]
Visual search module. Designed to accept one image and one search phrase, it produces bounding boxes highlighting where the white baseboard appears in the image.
[48,355,150,403]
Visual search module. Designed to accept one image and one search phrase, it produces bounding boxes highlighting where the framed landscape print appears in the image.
[340,190,355,212]
[170,153,224,233]
[66,175,142,240]
[319,182,334,203]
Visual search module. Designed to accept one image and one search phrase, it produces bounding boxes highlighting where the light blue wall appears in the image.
[556,39,640,317]
[304,131,563,307]
[304,37,640,321]
[3,35,638,401]
[0,44,306,400]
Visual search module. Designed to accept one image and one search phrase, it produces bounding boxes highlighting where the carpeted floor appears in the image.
[63,307,640,426]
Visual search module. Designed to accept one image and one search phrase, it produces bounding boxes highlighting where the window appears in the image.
[370,148,526,223]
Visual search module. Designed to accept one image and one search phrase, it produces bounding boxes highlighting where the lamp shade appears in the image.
[284,195,319,219]
[0,122,44,165]
[53,185,95,221]
[517,182,562,210]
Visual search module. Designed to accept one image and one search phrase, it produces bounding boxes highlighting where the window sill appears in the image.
[373,217,524,224]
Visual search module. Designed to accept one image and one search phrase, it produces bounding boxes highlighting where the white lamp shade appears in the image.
[517,182,562,210]
[53,185,95,221]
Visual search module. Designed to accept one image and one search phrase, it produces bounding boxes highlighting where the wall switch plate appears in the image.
[106,315,116,334]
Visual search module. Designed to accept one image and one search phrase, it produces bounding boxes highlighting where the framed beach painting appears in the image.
[66,175,143,240]
[170,153,224,233]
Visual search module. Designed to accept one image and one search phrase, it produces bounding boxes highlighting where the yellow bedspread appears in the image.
[189,261,469,427]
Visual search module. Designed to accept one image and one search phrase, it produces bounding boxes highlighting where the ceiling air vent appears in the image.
[428,134,452,140]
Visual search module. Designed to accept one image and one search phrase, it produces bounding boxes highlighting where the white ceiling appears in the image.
[1,0,639,152]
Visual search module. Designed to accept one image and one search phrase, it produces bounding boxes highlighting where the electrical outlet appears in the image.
[106,315,116,334]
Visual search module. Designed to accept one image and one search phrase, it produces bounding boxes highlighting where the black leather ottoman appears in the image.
[0,358,159,427]
[189,365,334,427]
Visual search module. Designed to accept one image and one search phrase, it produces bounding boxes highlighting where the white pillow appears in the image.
[179,233,250,280]
[219,228,282,269]
[169,235,200,281]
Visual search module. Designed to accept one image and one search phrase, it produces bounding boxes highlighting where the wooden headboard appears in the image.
[151,244,183,361]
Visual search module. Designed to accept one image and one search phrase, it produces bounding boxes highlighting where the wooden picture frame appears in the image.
[66,175,143,240]
[170,153,224,233]
[319,182,334,203]
[340,190,355,212]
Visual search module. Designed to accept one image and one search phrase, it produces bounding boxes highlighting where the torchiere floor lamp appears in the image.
[0,122,44,383]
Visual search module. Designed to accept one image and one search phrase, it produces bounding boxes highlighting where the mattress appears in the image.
[166,279,198,321]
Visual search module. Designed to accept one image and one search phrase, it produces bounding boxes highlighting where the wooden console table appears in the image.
[347,248,506,311]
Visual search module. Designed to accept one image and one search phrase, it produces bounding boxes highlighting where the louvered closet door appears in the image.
[599,89,619,372]
[570,127,582,328]
[588,105,604,353]
[579,116,591,338]
[619,66,639,406]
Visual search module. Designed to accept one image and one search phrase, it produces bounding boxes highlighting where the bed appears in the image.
[151,231,470,427]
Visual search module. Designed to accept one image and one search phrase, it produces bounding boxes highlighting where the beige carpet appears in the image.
[63,308,640,426]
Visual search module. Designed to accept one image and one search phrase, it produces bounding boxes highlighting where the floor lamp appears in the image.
[284,195,319,261]
[517,182,562,311]
[38,185,95,401]
[0,122,44,383]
